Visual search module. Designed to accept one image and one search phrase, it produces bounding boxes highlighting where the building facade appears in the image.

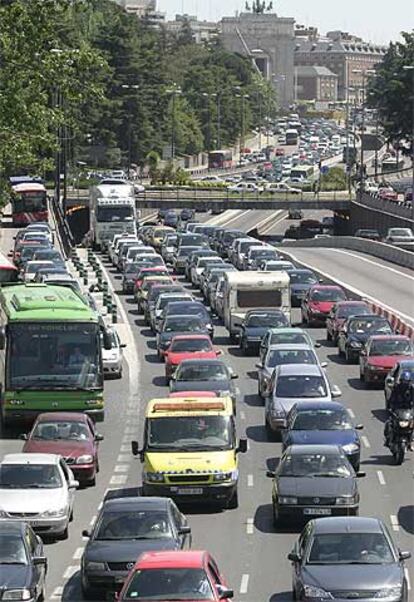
[114,0,165,24]
[165,15,219,44]
[295,66,338,102]
[220,12,295,107]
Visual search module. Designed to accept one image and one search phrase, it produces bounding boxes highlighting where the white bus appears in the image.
[89,183,137,250]
[223,271,291,340]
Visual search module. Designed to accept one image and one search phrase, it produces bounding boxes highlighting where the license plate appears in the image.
[176,488,203,495]
[303,508,331,516]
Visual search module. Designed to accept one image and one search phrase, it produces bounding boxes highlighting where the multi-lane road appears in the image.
[0,210,413,602]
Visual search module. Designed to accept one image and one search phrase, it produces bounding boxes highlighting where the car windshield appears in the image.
[370,340,414,356]
[33,250,63,262]
[32,420,90,441]
[289,272,318,284]
[167,305,208,319]
[245,313,286,327]
[97,206,134,222]
[337,305,370,318]
[311,289,345,302]
[279,452,352,478]
[176,364,227,381]
[170,339,212,353]
[267,349,316,368]
[348,318,391,334]
[270,333,309,346]
[180,235,206,246]
[8,322,102,390]
[0,464,63,489]
[148,415,233,451]
[252,249,277,259]
[390,229,411,237]
[96,510,172,541]
[0,534,28,565]
[275,375,327,398]
[124,568,214,600]
[164,318,203,333]
[159,296,189,311]
[292,409,352,431]
[178,247,198,257]
[307,533,395,565]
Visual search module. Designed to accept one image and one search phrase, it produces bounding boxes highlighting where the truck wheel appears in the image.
[227,489,239,509]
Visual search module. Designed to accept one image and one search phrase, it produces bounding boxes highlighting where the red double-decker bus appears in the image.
[10,181,48,226]
[208,150,233,169]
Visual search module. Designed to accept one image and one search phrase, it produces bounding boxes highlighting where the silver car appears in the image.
[265,363,341,438]
[101,329,126,378]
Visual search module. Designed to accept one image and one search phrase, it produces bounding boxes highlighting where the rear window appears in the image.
[237,289,282,308]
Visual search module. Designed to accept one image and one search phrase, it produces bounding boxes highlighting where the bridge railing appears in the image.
[357,191,413,222]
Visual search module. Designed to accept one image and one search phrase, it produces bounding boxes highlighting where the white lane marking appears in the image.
[63,565,79,580]
[361,435,371,449]
[110,474,128,485]
[347,408,356,419]
[377,470,386,485]
[405,568,411,591]
[253,210,282,232]
[73,547,84,560]
[390,515,400,531]
[240,410,246,420]
[246,518,254,535]
[247,474,254,487]
[120,444,130,453]
[220,209,251,227]
[114,464,129,473]
[50,586,63,599]
[261,211,288,235]
[239,574,250,594]
[328,248,414,282]
[117,454,131,463]
[282,250,414,325]
[124,425,137,434]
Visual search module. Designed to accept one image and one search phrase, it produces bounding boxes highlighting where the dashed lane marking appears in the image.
[240,574,249,594]
[63,565,79,580]
[247,474,254,487]
[390,515,400,531]
[110,474,128,485]
[114,464,130,473]
[377,470,386,485]
[347,408,356,419]
[50,586,63,599]
[361,436,371,449]
[73,547,84,560]
[117,454,132,463]
[120,444,130,453]
[246,518,254,535]
[405,568,411,591]
[240,411,246,420]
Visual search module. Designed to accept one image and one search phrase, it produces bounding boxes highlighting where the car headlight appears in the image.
[213,471,233,482]
[2,589,32,601]
[342,442,359,454]
[374,587,402,599]
[399,420,410,428]
[350,341,362,348]
[335,496,355,505]
[271,408,285,418]
[278,496,297,504]
[303,585,333,599]
[85,399,100,406]
[144,472,165,483]
[367,364,378,371]
[76,455,94,464]
[41,507,67,517]
[86,561,106,571]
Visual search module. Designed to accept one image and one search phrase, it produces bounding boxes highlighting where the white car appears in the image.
[101,329,126,378]
[228,182,264,194]
[24,260,55,282]
[24,223,54,244]
[266,182,301,194]
[0,453,78,539]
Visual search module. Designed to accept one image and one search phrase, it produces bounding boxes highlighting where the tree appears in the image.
[367,31,414,153]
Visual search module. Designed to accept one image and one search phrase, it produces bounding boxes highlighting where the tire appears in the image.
[326,330,332,342]
[38,584,45,602]
[58,524,69,540]
[69,508,74,522]
[394,445,405,465]
[88,475,96,487]
[241,338,250,355]
[227,489,239,509]
[359,370,365,382]
[272,503,279,528]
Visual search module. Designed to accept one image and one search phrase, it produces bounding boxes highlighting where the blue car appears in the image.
[282,401,363,471]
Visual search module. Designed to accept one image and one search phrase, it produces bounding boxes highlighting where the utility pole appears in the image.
[216,94,221,150]
[121,84,139,178]
[166,84,182,162]
[352,68,375,192]
[235,89,249,162]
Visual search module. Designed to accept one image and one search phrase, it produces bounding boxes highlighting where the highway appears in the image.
[0,214,413,601]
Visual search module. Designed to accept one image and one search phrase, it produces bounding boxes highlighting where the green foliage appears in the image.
[367,32,414,151]
[320,166,347,191]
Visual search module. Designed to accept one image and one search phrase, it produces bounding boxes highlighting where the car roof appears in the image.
[178,358,225,367]
[2,453,60,464]
[285,444,342,455]
[292,401,345,412]
[136,550,207,570]
[170,334,211,341]
[268,343,313,351]
[312,516,383,534]
[310,284,343,291]
[269,327,307,335]
[104,496,169,512]
[35,412,89,423]
[278,364,322,376]
[369,334,408,341]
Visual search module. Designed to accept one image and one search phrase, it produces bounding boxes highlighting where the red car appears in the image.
[134,266,171,291]
[301,285,347,326]
[118,551,234,602]
[378,187,398,201]
[275,147,285,156]
[21,412,103,486]
[359,335,414,386]
[164,335,222,381]
[326,300,371,344]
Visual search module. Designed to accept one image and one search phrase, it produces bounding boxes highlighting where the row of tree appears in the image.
[0,0,277,197]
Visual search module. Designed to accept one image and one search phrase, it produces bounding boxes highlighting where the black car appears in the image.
[0,521,47,602]
[180,208,195,222]
[239,309,290,354]
[288,269,319,307]
[337,315,393,363]
[267,445,362,526]
[162,301,214,338]
[354,228,381,241]
[80,494,191,598]
[157,315,209,358]
[289,517,411,601]
[163,211,178,228]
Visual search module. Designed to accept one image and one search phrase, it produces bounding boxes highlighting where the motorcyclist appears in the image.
[384,373,414,449]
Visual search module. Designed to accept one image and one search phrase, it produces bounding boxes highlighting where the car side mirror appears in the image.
[95,433,104,441]
[355,424,364,430]
[178,526,191,535]
[231,372,238,379]
[69,480,79,490]
[255,363,263,369]
[357,471,366,478]
[399,550,411,561]
[19,433,28,440]
[287,551,301,563]
[266,470,275,478]
[0,326,6,351]
[315,342,321,348]
[82,529,90,538]
[360,349,366,356]
[131,440,140,456]
[237,438,248,454]
[331,386,342,398]
[321,361,328,368]
[33,556,47,566]
[217,586,234,600]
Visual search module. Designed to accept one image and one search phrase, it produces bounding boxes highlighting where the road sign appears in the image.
[320,165,329,175]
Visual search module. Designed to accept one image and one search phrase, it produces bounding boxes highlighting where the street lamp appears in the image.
[403,65,414,220]
[165,84,182,161]
[352,68,376,191]
[344,86,355,193]
[121,84,139,178]
[202,92,217,158]
[235,90,250,161]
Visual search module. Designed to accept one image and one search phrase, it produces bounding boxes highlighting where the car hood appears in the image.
[300,564,403,591]
[277,476,355,497]
[171,380,232,393]
[23,439,92,458]
[166,351,216,365]
[291,284,313,293]
[367,355,411,368]
[0,565,32,589]
[146,450,235,473]
[277,397,330,414]
[0,488,68,512]
[85,538,178,563]
[309,301,336,313]
[286,430,357,447]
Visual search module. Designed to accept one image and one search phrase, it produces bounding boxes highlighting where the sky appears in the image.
[157,0,414,45]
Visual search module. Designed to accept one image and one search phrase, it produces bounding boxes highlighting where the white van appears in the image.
[223,271,291,340]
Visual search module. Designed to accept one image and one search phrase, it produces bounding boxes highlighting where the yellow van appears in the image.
[131,397,247,508]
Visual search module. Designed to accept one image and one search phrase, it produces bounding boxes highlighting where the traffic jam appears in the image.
[0,179,413,601]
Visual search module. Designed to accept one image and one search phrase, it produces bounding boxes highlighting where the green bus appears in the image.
[0,283,108,425]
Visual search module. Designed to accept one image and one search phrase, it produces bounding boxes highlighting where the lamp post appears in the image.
[166,84,182,162]
[235,89,250,161]
[202,92,217,159]
[403,65,414,221]
[344,86,354,193]
[352,68,376,191]
[216,93,222,150]
[121,84,139,178]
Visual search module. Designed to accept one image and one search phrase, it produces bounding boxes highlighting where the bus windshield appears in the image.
[13,192,47,213]
[7,323,102,390]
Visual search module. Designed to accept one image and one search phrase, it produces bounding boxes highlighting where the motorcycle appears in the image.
[384,407,414,465]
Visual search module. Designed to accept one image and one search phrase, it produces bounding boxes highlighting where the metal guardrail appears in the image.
[356,192,413,223]
[50,195,76,257]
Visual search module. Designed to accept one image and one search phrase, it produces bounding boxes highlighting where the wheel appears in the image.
[272,503,279,528]
[345,348,354,364]
[88,475,96,487]
[394,445,405,465]
[58,524,69,540]
[38,584,45,602]
[359,369,365,382]
[241,338,250,355]
[69,508,74,522]
[227,489,239,509]
[292,584,298,601]
[326,330,332,341]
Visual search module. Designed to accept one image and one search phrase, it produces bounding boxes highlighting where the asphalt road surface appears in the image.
[0,214,413,602]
